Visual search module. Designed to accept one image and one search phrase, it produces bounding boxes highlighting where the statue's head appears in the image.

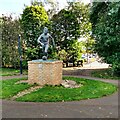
[43,27,48,34]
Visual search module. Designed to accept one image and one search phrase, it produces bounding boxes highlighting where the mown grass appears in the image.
[0,68,28,76]
[91,69,120,80]
[16,76,118,102]
[0,77,34,99]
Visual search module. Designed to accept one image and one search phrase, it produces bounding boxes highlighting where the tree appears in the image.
[45,0,59,18]
[51,9,80,66]
[1,15,21,68]
[20,5,49,60]
[90,2,120,76]
[51,2,91,66]
[67,2,91,38]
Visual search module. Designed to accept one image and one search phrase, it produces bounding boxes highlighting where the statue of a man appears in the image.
[37,27,55,60]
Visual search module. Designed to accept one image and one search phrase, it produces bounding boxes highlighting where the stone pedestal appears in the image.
[28,60,63,86]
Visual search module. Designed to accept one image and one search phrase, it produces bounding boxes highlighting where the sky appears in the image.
[0,0,90,17]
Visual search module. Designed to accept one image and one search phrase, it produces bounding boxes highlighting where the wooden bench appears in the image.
[77,60,83,67]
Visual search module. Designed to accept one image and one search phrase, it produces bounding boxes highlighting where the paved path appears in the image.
[2,74,119,85]
[1,75,28,81]
[2,91,118,118]
[1,74,119,118]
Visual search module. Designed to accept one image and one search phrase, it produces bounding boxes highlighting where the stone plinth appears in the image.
[28,60,63,86]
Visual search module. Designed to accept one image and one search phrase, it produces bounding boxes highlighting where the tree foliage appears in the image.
[1,1,93,68]
[51,9,80,66]
[68,2,91,38]
[1,15,21,68]
[90,2,120,76]
[51,2,91,66]
[20,5,49,60]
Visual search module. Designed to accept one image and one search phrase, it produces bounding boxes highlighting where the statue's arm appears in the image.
[37,35,44,46]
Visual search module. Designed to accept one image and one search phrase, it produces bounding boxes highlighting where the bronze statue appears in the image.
[37,27,55,60]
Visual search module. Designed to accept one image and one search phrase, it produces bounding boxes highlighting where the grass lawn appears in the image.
[0,77,35,99]
[91,69,120,80]
[15,76,118,102]
[0,68,28,76]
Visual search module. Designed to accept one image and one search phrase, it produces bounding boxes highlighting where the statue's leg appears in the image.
[44,44,49,57]
[42,45,47,60]
[45,44,49,53]
[42,45,45,56]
